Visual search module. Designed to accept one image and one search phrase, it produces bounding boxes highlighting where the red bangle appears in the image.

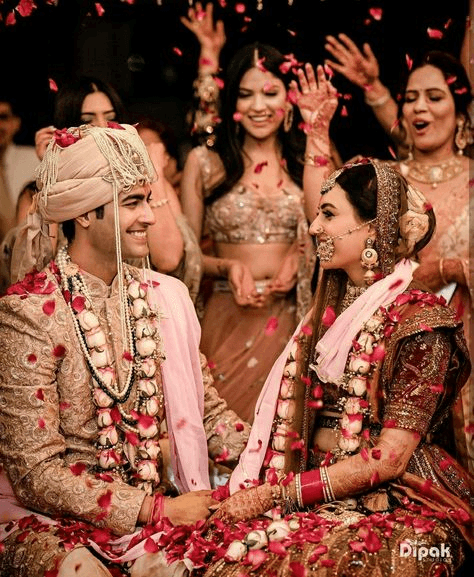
[148,493,165,525]
[300,468,325,506]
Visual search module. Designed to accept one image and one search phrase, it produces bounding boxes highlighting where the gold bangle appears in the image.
[150,198,169,209]
[439,258,449,286]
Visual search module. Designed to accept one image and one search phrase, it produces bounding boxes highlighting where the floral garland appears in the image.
[56,246,165,494]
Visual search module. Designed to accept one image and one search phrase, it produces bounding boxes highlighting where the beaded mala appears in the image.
[57,245,166,494]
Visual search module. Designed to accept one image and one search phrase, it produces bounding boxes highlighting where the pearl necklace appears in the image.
[56,246,165,493]
[401,156,464,189]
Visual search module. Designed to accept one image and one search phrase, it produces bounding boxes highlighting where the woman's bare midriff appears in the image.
[215,242,293,280]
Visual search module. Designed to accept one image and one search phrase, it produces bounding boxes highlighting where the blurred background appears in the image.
[1,0,470,163]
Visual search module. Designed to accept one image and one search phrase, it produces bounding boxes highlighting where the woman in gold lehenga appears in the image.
[159,159,472,576]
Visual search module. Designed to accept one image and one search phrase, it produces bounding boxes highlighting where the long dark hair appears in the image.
[53,76,127,129]
[205,42,305,206]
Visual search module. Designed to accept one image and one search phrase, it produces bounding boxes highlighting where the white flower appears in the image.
[98,449,119,469]
[85,327,107,349]
[77,310,100,331]
[135,318,156,339]
[341,413,363,434]
[225,540,247,562]
[277,399,295,420]
[348,355,371,375]
[338,434,360,453]
[279,377,295,399]
[93,388,114,408]
[128,280,146,300]
[137,419,159,439]
[97,408,113,427]
[138,378,157,397]
[132,298,149,319]
[357,332,375,355]
[288,518,300,531]
[97,367,115,387]
[138,439,161,460]
[137,459,159,482]
[144,396,160,417]
[245,530,268,550]
[98,425,119,447]
[140,358,156,378]
[90,347,112,368]
[266,520,290,541]
[136,337,156,358]
[344,397,361,414]
[283,361,297,378]
[347,376,367,396]
[269,452,286,470]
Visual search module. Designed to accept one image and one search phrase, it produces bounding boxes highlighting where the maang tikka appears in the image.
[360,238,379,285]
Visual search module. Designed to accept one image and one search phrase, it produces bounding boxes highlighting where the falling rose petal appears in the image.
[49,78,58,92]
[423,202,433,211]
[446,75,457,85]
[287,29,296,36]
[38,418,46,429]
[70,462,87,476]
[454,87,468,95]
[235,2,246,13]
[368,7,382,20]
[17,0,36,17]
[340,105,348,117]
[361,429,370,440]
[323,63,334,78]
[123,351,133,362]
[321,559,335,568]
[371,345,385,362]
[370,471,380,486]
[207,359,216,369]
[301,376,311,386]
[254,161,268,174]
[125,431,139,446]
[364,529,382,552]
[235,422,244,431]
[405,54,413,70]
[6,11,17,26]
[233,112,243,122]
[312,384,323,398]
[322,306,336,327]
[349,540,365,552]
[95,3,105,16]
[27,353,37,363]
[384,418,397,429]
[301,324,312,335]
[53,345,66,358]
[268,540,287,556]
[389,278,403,290]
[71,295,86,313]
[371,448,381,460]
[289,561,307,577]
[264,316,279,336]
[144,537,159,553]
[173,47,183,56]
[96,472,114,483]
[97,489,112,510]
[42,300,56,316]
[427,28,443,39]
[176,417,187,429]
[35,388,44,401]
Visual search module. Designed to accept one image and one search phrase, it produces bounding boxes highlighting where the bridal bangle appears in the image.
[364,88,391,108]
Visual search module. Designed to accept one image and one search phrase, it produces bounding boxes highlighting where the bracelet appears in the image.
[147,493,165,525]
[320,466,335,502]
[300,468,324,506]
[364,89,391,108]
[439,258,449,286]
[304,153,330,167]
[150,198,169,209]
[295,473,303,508]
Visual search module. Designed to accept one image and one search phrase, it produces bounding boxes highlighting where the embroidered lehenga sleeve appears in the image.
[382,331,450,436]
[0,297,145,536]
[200,353,251,465]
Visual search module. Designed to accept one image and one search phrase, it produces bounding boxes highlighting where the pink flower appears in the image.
[368,7,382,21]
[321,306,336,327]
[54,128,80,148]
[17,0,36,18]
[427,27,443,39]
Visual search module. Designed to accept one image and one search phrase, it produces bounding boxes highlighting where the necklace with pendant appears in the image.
[402,156,464,189]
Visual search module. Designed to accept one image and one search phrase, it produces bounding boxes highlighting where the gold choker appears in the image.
[402,156,464,188]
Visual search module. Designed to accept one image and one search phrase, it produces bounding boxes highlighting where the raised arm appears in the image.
[292,63,339,222]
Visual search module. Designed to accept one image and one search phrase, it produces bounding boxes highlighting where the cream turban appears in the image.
[11,123,156,283]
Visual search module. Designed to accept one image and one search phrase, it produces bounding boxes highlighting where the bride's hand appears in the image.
[291,63,339,132]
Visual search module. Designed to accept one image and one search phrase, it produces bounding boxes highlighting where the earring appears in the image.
[360,238,379,286]
[455,119,467,155]
[407,143,414,161]
[283,107,294,132]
